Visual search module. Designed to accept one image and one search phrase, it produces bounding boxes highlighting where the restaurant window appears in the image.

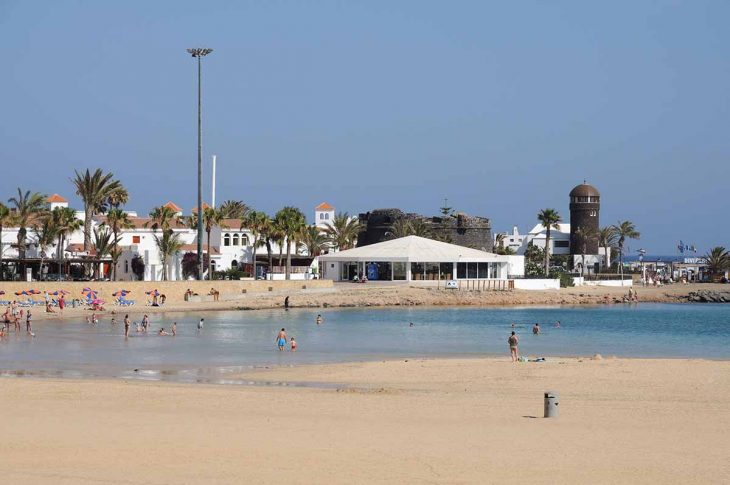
[440,263,453,280]
[490,263,499,279]
[393,262,407,281]
[425,262,440,280]
[467,262,478,279]
[232,234,239,246]
[132,236,140,244]
[554,240,570,248]
[410,262,424,280]
[457,262,467,279]
[223,234,231,246]
[477,262,489,279]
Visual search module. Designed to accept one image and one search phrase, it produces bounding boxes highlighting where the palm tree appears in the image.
[574,226,599,277]
[153,230,184,281]
[219,200,250,219]
[72,169,128,250]
[51,207,83,281]
[274,207,306,280]
[386,219,413,239]
[299,225,328,259]
[703,247,730,280]
[8,188,47,265]
[537,208,562,275]
[272,213,287,269]
[33,215,58,281]
[323,212,360,250]
[146,205,179,232]
[495,233,506,249]
[612,220,640,285]
[92,226,118,280]
[0,203,12,280]
[103,208,133,280]
[244,211,269,279]
[408,219,432,238]
[598,226,617,271]
[202,207,227,279]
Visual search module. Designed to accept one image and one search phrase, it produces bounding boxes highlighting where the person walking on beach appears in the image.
[276,328,287,351]
[124,314,130,338]
[508,331,519,362]
[532,323,541,335]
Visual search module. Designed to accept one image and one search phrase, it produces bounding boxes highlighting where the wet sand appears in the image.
[0,357,727,484]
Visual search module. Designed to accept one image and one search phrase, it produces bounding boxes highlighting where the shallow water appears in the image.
[1,304,728,382]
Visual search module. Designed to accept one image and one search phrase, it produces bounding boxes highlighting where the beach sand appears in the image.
[1,357,728,484]
[24,282,730,323]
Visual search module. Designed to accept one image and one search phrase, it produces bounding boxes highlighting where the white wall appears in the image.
[513,279,560,290]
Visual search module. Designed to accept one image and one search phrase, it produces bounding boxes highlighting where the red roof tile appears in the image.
[47,194,67,203]
[315,202,334,211]
[163,201,183,212]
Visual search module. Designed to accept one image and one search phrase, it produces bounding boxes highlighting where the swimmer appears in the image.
[171,322,177,336]
[532,323,540,335]
[290,336,297,352]
[135,322,143,333]
[276,328,287,351]
[316,314,322,325]
[92,313,98,324]
[554,320,561,328]
[409,322,414,327]
[158,328,169,336]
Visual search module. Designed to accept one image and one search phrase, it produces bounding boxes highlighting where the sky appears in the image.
[1,0,728,254]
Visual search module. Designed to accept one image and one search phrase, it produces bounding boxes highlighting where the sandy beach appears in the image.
[1,357,728,484]
[16,282,730,323]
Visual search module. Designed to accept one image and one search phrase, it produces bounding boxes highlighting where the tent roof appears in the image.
[319,235,509,263]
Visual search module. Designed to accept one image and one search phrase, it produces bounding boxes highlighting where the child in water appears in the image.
[290,336,297,352]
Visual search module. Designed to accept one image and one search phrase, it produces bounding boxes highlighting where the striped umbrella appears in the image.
[112,290,131,297]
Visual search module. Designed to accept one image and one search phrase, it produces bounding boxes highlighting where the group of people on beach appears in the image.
[623,288,640,303]
[507,320,561,362]
[2,302,35,337]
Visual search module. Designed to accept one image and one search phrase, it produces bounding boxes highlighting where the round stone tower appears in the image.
[569,182,600,255]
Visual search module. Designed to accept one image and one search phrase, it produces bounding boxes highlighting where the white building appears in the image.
[319,235,521,282]
[314,202,335,228]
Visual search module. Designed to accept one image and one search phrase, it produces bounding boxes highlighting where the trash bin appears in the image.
[544,391,559,418]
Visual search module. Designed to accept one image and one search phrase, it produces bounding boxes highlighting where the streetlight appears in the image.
[187,47,213,280]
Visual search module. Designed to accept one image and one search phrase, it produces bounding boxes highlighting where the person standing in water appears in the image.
[124,314,130,338]
[172,322,177,336]
[316,314,322,325]
[290,336,297,352]
[26,310,33,334]
[198,318,204,330]
[276,328,287,351]
[532,323,541,335]
[508,331,519,362]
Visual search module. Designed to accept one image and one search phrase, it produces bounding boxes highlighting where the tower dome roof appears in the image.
[569,182,600,197]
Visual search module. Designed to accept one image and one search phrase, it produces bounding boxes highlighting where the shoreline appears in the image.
[1,356,727,483]
[21,282,730,322]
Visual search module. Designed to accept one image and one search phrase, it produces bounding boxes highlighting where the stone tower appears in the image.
[569,182,600,255]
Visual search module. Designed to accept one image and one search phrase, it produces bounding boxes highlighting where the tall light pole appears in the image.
[187,47,213,280]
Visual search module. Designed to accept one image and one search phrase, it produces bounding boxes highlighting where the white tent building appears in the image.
[319,236,522,282]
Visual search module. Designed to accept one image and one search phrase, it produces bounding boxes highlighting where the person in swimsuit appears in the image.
[158,328,169,336]
[276,328,287,351]
[554,320,560,328]
[124,314,130,338]
[111,317,117,325]
[290,336,297,352]
[142,314,149,332]
[171,322,177,336]
[532,323,540,335]
[508,331,519,362]
[26,310,33,334]
[198,318,204,330]
[316,314,322,325]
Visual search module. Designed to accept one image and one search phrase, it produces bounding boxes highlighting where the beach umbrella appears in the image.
[112,289,131,297]
[0,290,4,295]
[145,289,160,296]
[82,287,94,293]
[29,289,41,294]
[15,290,29,296]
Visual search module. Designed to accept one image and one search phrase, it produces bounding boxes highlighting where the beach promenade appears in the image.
[0,357,727,484]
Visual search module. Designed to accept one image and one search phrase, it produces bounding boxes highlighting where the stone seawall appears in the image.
[0,280,333,304]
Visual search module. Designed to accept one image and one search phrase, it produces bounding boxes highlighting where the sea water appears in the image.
[1,304,728,382]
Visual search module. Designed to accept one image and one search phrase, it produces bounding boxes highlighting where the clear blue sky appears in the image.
[1,1,728,253]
